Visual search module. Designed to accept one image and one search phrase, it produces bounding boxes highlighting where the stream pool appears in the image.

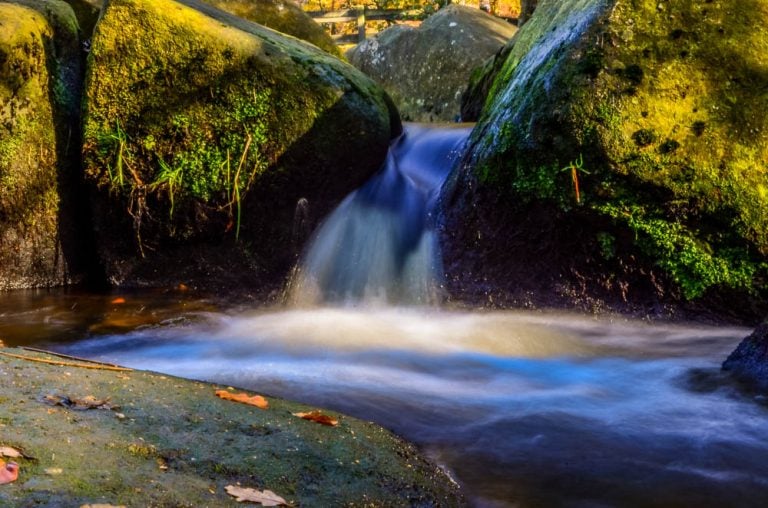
[3,290,767,507]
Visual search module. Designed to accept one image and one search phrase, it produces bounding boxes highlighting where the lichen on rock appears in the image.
[442,0,768,318]
[65,0,340,56]
[347,4,517,122]
[82,0,399,288]
[0,0,85,290]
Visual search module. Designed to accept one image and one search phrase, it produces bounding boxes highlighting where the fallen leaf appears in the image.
[42,393,118,411]
[292,410,338,427]
[0,460,19,484]
[111,297,126,304]
[215,390,268,409]
[0,447,21,459]
[225,485,288,506]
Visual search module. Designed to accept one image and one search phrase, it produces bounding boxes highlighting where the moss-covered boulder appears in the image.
[347,5,516,122]
[723,322,768,392]
[64,0,340,56]
[0,0,91,290]
[441,0,768,319]
[82,0,399,288]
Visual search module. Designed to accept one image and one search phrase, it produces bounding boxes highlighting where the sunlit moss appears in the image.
[466,0,768,300]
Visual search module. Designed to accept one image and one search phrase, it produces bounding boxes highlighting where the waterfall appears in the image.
[289,124,471,306]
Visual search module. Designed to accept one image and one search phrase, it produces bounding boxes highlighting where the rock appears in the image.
[82,0,399,289]
[0,1,92,290]
[441,0,768,319]
[202,0,341,56]
[723,322,768,392]
[518,0,538,25]
[62,0,101,37]
[0,347,464,506]
[347,5,516,122]
[64,0,340,56]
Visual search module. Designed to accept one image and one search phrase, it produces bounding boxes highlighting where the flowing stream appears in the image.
[4,124,768,507]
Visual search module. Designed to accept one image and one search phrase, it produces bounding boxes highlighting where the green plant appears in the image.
[104,120,130,190]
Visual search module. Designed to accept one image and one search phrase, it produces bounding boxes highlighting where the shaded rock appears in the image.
[65,0,340,56]
[82,0,399,289]
[723,322,768,393]
[62,0,101,37]
[347,5,516,122]
[518,0,538,25]
[441,0,768,320]
[0,1,91,290]
[460,39,514,122]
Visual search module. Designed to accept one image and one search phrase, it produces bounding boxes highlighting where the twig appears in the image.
[21,347,126,369]
[0,352,132,372]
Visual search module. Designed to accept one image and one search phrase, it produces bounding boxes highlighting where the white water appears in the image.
[289,124,471,306]
[48,124,768,506]
[59,308,768,507]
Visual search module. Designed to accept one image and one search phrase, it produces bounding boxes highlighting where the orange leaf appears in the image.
[215,390,268,409]
[0,460,19,485]
[292,410,338,427]
[111,297,126,304]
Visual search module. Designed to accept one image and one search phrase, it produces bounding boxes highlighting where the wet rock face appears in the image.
[82,0,399,288]
[723,323,768,393]
[440,0,768,318]
[65,0,340,55]
[0,1,86,290]
[347,5,516,123]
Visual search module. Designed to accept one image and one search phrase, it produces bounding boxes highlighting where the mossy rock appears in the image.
[65,0,340,56]
[0,0,88,290]
[347,5,516,122]
[0,347,464,506]
[441,0,768,319]
[82,0,399,288]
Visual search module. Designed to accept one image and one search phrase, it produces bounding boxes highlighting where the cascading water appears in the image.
[10,125,768,507]
[288,123,471,306]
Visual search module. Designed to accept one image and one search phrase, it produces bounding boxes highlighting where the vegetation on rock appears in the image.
[82,0,399,288]
[442,0,768,318]
[0,1,91,290]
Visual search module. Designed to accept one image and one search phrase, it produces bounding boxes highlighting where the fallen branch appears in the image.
[21,347,125,369]
[0,351,132,372]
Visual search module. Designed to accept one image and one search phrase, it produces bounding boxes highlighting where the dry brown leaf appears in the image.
[0,446,21,459]
[215,390,268,409]
[0,459,19,485]
[292,410,338,427]
[225,485,288,506]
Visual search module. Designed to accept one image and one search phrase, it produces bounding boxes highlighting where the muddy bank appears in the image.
[0,347,463,506]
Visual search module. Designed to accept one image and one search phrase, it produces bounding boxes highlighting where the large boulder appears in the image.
[440,0,768,319]
[723,322,768,392]
[0,1,92,290]
[82,0,399,289]
[64,0,339,56]
[346,5,516,122]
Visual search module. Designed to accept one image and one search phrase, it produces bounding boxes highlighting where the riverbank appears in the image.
[0,347,463,506]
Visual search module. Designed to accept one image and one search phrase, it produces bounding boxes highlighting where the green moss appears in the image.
[597,202,764,299]
[465,0,768,301]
